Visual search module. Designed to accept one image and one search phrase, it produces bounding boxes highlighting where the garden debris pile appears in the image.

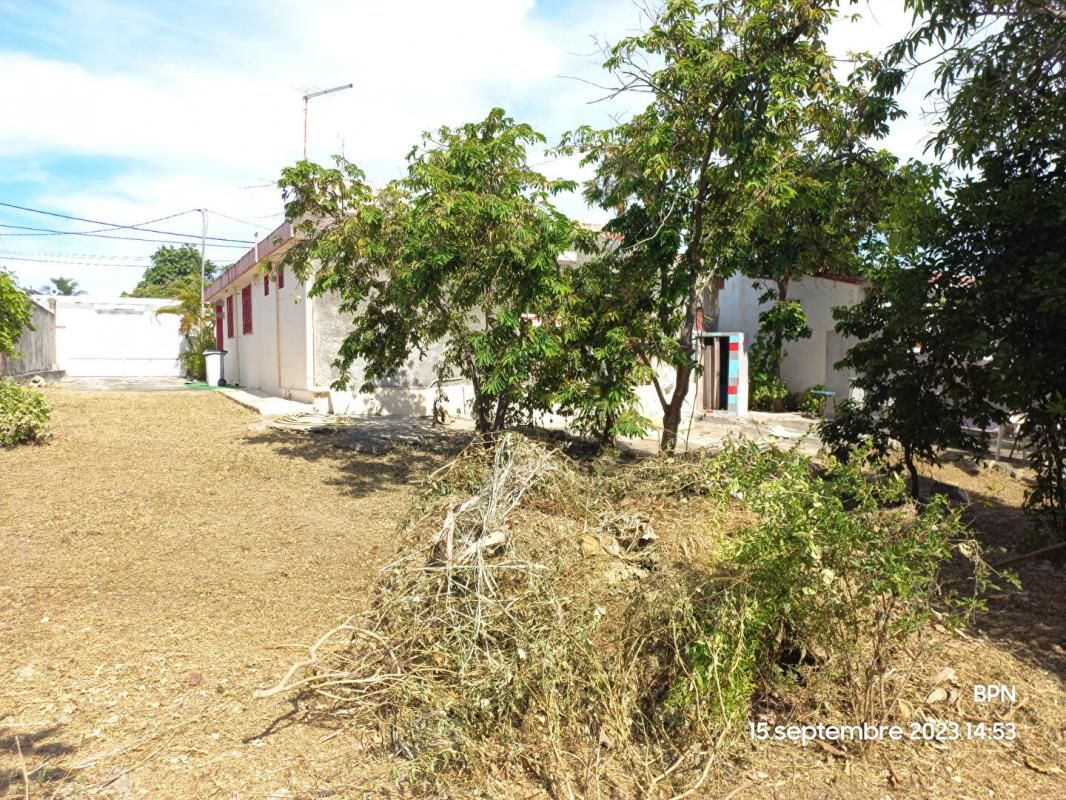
[259,433,992,797]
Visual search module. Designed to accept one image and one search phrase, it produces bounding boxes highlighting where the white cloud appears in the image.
[0,0,943,294]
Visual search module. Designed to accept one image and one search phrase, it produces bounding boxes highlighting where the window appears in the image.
[241,284,253,334]
[214,303,223,349]
[278,267,285,290]
[264,275,270,296]
[226,295,234,339]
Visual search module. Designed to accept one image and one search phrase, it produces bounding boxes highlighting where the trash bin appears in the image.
[204,350,227,387]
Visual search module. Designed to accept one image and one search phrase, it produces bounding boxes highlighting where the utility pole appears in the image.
[199,208,207,307]
[303,83,353,160]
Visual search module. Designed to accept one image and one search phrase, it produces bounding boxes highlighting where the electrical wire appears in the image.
[0,255,155,268]
[206,208,283,229]
[0,249,150,260]
[0,222,250,248]
[0,201,254,244]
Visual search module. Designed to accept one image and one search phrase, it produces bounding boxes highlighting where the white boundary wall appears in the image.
[52,296,183,377]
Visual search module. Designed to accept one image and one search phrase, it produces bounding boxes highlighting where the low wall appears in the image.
[1,298,58,378]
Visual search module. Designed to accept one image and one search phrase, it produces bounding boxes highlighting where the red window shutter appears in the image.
[278,268,285,290]
[264,275,270,296]
[226,295,234,339]
[242,284,253,334]
[214,304,223,349]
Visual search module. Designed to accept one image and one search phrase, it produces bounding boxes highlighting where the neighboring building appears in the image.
[17,295,183,378]
[702,273,868,405]
[205,220,864,421]
[204,220,458,415]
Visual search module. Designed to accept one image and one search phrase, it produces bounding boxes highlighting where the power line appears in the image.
[0,201,254,244]
[0,255,156,268]
[0,222,250,248]
[0,250,150,260]
[206,208,282,229]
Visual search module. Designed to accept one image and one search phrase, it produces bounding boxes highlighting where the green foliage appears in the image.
[48,277,86,296]
[748,292,810,407]
[798,383,827,415]
[155,282,214,380]
[131,245,218,299]
[562,0,896,448]
[869,2,1066,526]
[0,377,50,446]
[553,252,654,444]
[666,442,984,726]
[821,257,996,497]
[277,108,581,435]
[0,268,33,358]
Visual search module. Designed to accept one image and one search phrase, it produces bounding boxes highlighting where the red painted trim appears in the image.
[204,219,299,301]
[214,304,223,350]
[264,275,269,296]
[278,268,285,290]
[241,284,253,335]
[226,295,234,339]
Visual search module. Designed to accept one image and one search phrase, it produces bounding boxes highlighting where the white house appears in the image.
[704,272,868,404]
[205,220,864,421]
[204,220,455,416]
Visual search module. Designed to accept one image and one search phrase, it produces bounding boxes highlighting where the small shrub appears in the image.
[664,443,987,729]
[797,383,827,415]
[0,378,50,446]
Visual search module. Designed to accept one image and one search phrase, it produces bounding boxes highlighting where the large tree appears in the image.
[820,162,1001,497]
[565,0,896,448]
[131,244,218,298]
[275,108,580,435]
[867,0,1066,525]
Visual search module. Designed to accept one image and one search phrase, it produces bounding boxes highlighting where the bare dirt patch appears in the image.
[0,389,452,797]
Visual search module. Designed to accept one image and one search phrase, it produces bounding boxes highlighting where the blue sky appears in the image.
[0,1,933,296]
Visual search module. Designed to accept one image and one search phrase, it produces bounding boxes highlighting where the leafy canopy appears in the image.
[48,277,86,296]
[563,0,897,447]
[131,244,218,298]
[0,268,33,358]
[277,108,580,434]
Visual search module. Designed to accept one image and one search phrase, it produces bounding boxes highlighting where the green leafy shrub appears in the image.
[0,378,50,446]
[662,443,986,729]
[797,383,828,415]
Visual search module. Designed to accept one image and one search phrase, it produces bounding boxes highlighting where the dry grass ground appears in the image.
[0,388,450,798]
[2,390,1064,798]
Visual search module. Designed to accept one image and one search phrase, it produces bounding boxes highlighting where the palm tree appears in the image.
[157,283,214,380]
[50,277,87,295]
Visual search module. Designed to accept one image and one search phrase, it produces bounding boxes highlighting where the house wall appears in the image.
[51,296,182,377]
[310,291,469,416]
[216,268,311,398]
[2,298,57,377]
[715,274,865,399]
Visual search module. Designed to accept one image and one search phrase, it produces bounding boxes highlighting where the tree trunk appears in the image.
[772,278,789,381]
[903,447,920,499]
[661,361,691,451]
[490,395,510,433]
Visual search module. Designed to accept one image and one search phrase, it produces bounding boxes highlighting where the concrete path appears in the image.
[216,386,314,416]
[622,410,823,456]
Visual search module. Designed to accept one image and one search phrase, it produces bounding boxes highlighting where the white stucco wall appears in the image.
[715,274,865,399]
[214,267,312,398]
[51,296,182,377]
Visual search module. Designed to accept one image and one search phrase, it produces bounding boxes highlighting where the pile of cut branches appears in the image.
[257,434,990,797]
